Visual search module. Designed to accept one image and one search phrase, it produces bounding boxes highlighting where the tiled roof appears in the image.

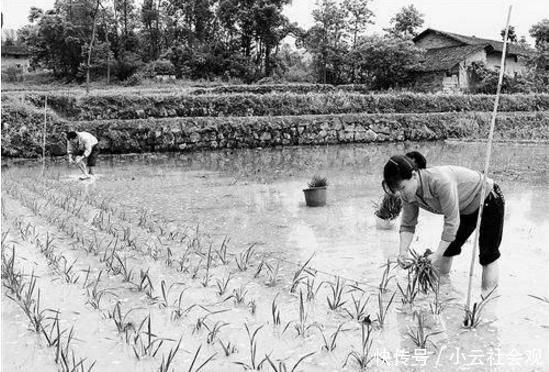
[413,44,488,72]
[414,28,534,56]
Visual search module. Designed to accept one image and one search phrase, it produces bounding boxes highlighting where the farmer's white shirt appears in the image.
[67,132,98,157]
[399,166,494,242]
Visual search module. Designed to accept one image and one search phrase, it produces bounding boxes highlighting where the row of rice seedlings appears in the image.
[407,311,443,351]
[317,323,345,352]
[235,243,256,271]
[326,276,347,311]
[290,254,315,294]
[264,352,315,372]
[0,247,96,371]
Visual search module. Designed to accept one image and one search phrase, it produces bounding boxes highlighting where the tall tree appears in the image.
[342,0,373,49]
[301,0,348,83]
[389,5,424,37]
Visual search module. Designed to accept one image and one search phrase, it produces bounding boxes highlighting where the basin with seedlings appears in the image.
[373,193,402,229]
[303,175,328,207]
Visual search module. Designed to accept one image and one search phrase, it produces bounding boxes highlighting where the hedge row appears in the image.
[3,99,548,157]
[24,92,549,121]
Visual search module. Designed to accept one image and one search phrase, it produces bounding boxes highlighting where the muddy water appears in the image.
[3,141,549,371]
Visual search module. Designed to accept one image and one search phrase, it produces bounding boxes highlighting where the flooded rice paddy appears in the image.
[2,141,548,371]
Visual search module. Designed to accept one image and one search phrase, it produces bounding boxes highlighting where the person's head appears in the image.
[382,151,427,201]
[66,131,78,144]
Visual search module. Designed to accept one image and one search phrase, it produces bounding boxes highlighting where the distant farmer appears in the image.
[66,130,99,180]
[382,151,504,297]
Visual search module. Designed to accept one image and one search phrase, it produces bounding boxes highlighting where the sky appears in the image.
[1,0,547,45]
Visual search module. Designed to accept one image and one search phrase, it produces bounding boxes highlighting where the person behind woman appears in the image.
[382,151,504,297]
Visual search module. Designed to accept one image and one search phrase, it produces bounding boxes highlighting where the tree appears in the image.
[342,0,374,48]
[389,5,424,37]
[301,0,348,83]
[529,18,549,48]
[27,7,44,23]
[348,35,424,89]
[500,25,517,42]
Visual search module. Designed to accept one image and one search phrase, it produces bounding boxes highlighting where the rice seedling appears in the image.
[219,339,237,356]
[133,268,154,295]
[158,280,186,309]
[316,323,345,352]
[131,316,169,360]
[235,324,267,371]
[343,316,376,370]
[106,302,139,335]
[187,345,217,372]
[401,249,439,294]
[216,236,230,265]
[407,311,443,350]
[225,285,248,306]
[201,243,213,287]
[204,321,229,344]
[215,272,232,296]
[397,271,419,308]
[254,259,266,278]
[157,338,182,372]
[235,243,256,271]
[58,256,80,284]
[248,300,257,315]
[265,260,281,287]
[290,254,315,294]
[378,259,395,293]
[85,272,112,310]
[462,286,499,329]
[191,258,203,280]
[344,294,371,322]
[305,277,324,302]
[375,291,396,328]
[113,253,134,283]
[170,290,197,321]
[166,247,174,267]
[326,276,347,311]
[58,349,96,372]
[271,294,282,326]
[41,311,63,348]
[283,291,315,338]
[264,352,315,372]
[429,280,455,315]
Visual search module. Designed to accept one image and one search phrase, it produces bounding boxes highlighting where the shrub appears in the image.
[142,60,176,78]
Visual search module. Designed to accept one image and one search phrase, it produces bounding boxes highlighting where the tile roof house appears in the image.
[1,45,32,71]
[410,28,534,92]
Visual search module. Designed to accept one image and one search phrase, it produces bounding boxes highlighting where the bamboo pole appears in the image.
[42,95,47,176]
[465,5,512,312]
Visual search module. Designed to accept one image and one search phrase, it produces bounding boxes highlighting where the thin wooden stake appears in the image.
[465,5,512,312]
[42,95,47,176]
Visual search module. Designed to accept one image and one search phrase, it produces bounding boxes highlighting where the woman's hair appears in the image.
[66,131,78,140]
[382,151,427,193]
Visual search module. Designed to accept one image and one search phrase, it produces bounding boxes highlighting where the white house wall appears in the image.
[486,53,528,75]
